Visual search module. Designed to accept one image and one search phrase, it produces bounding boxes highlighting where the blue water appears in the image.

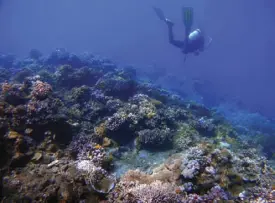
[1,0,275,119]
[1,0,275,155]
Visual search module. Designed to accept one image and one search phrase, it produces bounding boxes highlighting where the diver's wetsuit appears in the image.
[153,6,210,55]
[167,23,205,54]
[167,23,185,48]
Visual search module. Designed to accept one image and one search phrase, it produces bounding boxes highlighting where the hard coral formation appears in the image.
[108,169,230,202]
[95,72,136,100]
[31,80,52,100]
[1,82,29,106]
[137,128,172,149]
[109,180,182,203]
[0,49,274,202]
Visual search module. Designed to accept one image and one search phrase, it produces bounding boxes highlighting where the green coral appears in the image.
[96,80,106,89]
[173,123,200,150]
[38,70,55,85]
[214,124,240,149]
[146,112,156,119]
[195,146,253,196]
[67,105,83,119]
[70,85,91,103]
[13,68,33,83]
[150,98,163,107]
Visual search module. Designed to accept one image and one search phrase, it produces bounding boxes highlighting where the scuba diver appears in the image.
[153,6,212,61]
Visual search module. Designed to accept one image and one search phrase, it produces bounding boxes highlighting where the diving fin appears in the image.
[182,7,194,36]
[153,6,166,21]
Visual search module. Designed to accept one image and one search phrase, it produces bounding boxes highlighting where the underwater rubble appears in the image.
[0,49,274,202]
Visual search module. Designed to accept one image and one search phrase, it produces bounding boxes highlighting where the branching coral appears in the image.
[108,180,182,203]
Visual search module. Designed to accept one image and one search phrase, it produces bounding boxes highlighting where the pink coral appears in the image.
[31,80,52,100]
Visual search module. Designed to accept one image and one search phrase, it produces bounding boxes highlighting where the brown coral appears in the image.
[31,80,52,100]
[94,122,107,137]
[1,81,12,94]
[108,180,182,203]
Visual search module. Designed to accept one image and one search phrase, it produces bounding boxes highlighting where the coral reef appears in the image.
[31,80,52,100]
[0,49,274,202]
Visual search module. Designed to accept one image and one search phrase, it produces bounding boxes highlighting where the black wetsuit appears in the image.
[167,24,185,48]
[167,24,204,54]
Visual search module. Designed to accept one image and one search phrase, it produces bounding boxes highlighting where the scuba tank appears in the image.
[182,7,212,53]
[182,28,204,56]
[188,28,212,52]
[188,29,203,42]
[182,7,203,45]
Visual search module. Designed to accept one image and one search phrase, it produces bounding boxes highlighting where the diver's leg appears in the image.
[167,22,184,48]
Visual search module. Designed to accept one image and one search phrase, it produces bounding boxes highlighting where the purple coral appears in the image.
[201,185,229,201]
[194,116,216,135]
[72,134,116,194]
[90,88,108,103]
[105,112,127,132]
[181,160,200,179]
[69,134,106,166]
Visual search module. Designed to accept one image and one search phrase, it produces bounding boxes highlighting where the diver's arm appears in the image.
[167,24,185,48]
[204,36,212,50]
